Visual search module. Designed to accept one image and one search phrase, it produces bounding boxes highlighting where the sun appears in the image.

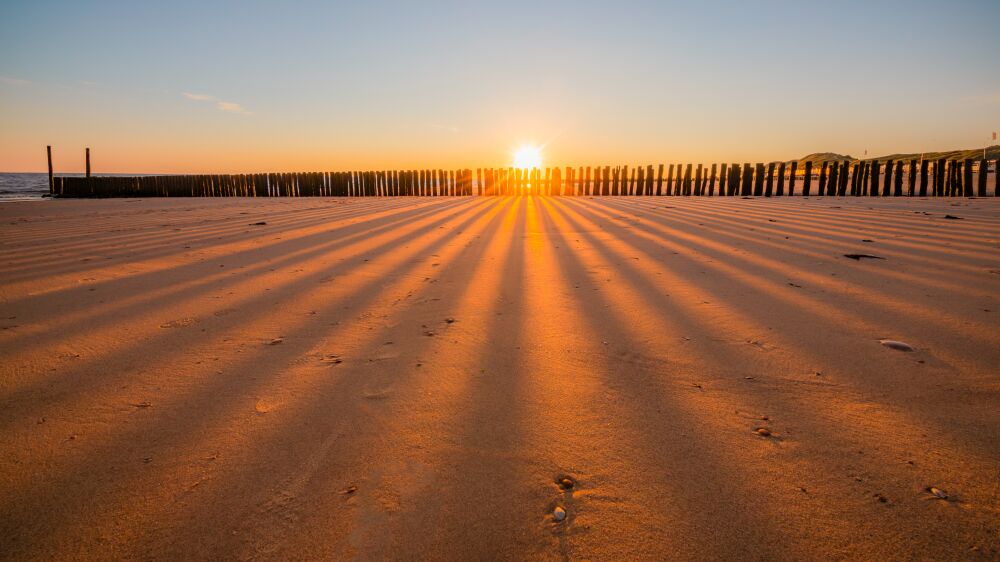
[512,144,543,169]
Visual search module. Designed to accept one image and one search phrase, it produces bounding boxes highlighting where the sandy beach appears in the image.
[1,196,998,560]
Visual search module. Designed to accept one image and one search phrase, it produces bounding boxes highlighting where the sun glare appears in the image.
[512,144,543,169]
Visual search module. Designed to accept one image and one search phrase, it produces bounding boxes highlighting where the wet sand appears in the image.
[1,196,998,560]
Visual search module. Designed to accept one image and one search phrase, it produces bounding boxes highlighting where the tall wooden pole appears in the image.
[47,145,54,194]
[86,148,91,178]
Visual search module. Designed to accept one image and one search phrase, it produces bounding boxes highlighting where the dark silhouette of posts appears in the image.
[818,162,828,196]
[46,145,53,194]
[86,148,91,178]
[871,160,881,196]
[802,161,813,196]
[764,162,775,197]
[788,162,797,196]
[894,160,903,196]
[708,163,717,196]
[776,162,786,196]
[719,164,728,196]
[694,165,703,196]
[850,162,859,195]
[656,164,664,196]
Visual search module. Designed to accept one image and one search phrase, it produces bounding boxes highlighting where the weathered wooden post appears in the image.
[787,161,797,196]
[684,164,693,196]
[880,160,891,196]
[764,162,775,197]
[817,161,828,196]
[665,164,674,196]
[656,164,664,196]
[740,163,752,195]
[825,161,837,197]
[849,162,859,195]
[636,166,645,196]
[729,163,740,196]
[694,164,703,196]
[718,163,728,197]
[995,158,999,196]
[85,148,91,178]
[46,145,54,194]
[919,160,928,196]
[963,159,974,197]
[803,161,813,196]
[975,160,987,197]
[869,160,879,196]
[907,160,916,196]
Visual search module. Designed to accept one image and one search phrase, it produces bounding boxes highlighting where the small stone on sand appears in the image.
[927,486,949,500]
[558,478,574,490]
[880,339,914,352]
[755,427,772,437]
[553,506,566,522]
[268,338,283,345]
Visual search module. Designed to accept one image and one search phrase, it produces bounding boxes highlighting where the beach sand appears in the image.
[1,196,998,560]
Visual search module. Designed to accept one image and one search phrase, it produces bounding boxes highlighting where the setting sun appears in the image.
[512,144,543,170]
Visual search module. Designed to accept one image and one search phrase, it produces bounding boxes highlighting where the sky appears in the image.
[1,0,998,173]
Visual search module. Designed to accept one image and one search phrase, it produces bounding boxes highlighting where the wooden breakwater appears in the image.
[52,160,999,198]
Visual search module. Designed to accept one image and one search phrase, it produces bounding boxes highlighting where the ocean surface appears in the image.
[0,173,54,200]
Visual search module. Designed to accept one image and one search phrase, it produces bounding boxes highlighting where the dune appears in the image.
[1,196,998,560]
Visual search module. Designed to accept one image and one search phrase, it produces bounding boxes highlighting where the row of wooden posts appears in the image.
[49,148,998,198]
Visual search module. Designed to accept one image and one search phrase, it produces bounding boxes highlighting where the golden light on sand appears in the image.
[512,144,543,170]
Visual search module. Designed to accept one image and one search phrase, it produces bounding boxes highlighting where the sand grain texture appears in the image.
[1,196,998,560]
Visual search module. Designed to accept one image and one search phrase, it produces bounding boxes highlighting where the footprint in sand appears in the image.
[160,318,197,329]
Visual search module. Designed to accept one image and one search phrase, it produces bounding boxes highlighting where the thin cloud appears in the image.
[0,76,31,86]
[216,101,250,114]
[182,91,251,114]
[182,92,214,101]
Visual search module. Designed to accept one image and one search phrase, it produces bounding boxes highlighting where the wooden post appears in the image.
[995,158,999,197]
[665,164,674,196]
[656,164,664,196]
[775,162,786,196]
[817,161,828,196]
[803,161,813,196]
[740,163,752,195]
[849,162,859,195]
[636,166,645,196]
[46,145,54,194]
[919,160,929,196]
[708,163,717,196]
[787,162,797,196]
[684,164,693,196]
[719,163,728,197]
[869,160,879,196]
[963,159,974,197]
[881,160,892,196]
[907,160,916,196]
[694,164,702,196]
[85,148,91,178]
[827,161,838,196]
[764,162,775,197]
